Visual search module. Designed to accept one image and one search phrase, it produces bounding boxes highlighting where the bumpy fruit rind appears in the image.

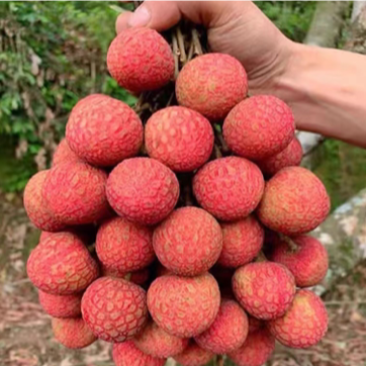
[52,138,81,166]
[174,341,214,366]
[39,291,82,318]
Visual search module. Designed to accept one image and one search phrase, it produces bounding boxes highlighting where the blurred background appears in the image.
[0,2,365,366]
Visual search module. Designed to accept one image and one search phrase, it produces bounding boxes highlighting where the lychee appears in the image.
[228,328,275,366]
[81,277,148,342]
[256,166,330,235]
[195,299,249,354]
[52,317,96,349]
[43,161,110,226]
[39,290,82,318]
[174,341,214,366]
[96,217,155,273]
[107,28,174,93]
[218,215,264,268]
[193,156,264,221]
[40,224,97,245]
[52,138,81,166]
[66,94,143,167]
[133,321,189,358]
[102,266,150,286]
[145,106,214,172]
[106,157,179,225]
[176,53,248,120]
[232,262,296,320]
[223,95,295,160]
[23,170,64,232]
[27,232,99,295]
[268,289,328,348]
[153,207,223,276]
[147,273,220,338]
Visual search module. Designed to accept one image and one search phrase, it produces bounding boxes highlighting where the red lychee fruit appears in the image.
[52,317,96,349]
[66,94,143,167]
[257,136,303,176]
[174,341,214,366]
[81,277,148,342]
[24,170,64,232]
[96,217,154,273]
[247,316,264,333]
[153,207,223,276]
[193,156,264,221]
[147,273,220,338]
[101,266,150,286]
[107,157,179,225]
[176,53,248,120]
[223,95,295,160]
[43,161,110,226]
[133,321,189,358]
[256,166,330,235]
[232,262,296,320]
[195,299,249,354]
[228,328,275,366]
[39,291,82,318]
[268,289,328,348]
[218,215,264,268]
[113,341,166,366]
[40,224,97,245]
[107,28,174,93]
[27,232,99,295]
[145,106,214,172]
[269,235,329,287]
[52,138,81,166]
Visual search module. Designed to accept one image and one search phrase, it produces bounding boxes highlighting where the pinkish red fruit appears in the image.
[218,215,264,268]
[145,106,214,172]
[107,28,174,93]
[228,328,275,366]
[52,317,96,349]
[256,166,330,235]
[66,94,143,167]
[52,138,80,166]
[81,277,148,342]
[193,157,264,221]
[223,95,295,160]
[195,299,249,354]
[107,158,179,225]
[174,341,214,366]
[176,53,248,120]
[40,225,97,245]
[96,217,154,273]
[39,290,81,318]
[268,289,328,348]
[153,207,223,276]
[101,266,150,286]
[27,232,99,295]
[147,273,220,338]
[232,262,296,320]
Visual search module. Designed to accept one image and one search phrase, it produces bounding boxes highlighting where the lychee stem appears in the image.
[172,33,180,80]
[278,233,299,252]
[192,28,203,55]
[255,251,267,262]
[176,26,187,63]
[216,355,225,366]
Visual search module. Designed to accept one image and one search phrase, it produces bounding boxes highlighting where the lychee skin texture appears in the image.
[218,215,264,268]
[27,232,99,295]
[193,157,264,221]
[147,273,220,338]
[52,318,96,349]
[107,158,179,225]
[96,217,154,273]
[232,262,296,320]
[153,207,223,276]
[223,95,295,160]
[256,166,330,236]
[81,277,148,342]
[107,28,174,93]
[43,161,110,226]
[66,94,143,167]
[228,328,275,366]
[257,136,303,177]
[24,170,65,232]
[134,321,189,358]
[39,291,82,318]
[113,341,166,366]
[195,299,249,354]
[176,53,248,120]
[145,106,214,172]
[268,289,328,348]
[174,341,214,366]
[52,138,80,166]
[270,235,329,287]
[40,225,97,245]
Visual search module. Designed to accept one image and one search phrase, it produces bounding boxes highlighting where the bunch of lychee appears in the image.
[24,26,330,366]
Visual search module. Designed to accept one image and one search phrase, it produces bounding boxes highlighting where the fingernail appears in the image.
[128,6,151,27]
